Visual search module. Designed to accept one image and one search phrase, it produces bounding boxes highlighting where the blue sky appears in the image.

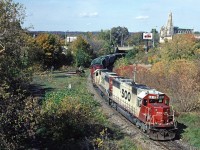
[14,0,200,32]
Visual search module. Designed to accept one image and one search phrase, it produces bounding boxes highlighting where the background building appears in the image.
[160,12,193,43]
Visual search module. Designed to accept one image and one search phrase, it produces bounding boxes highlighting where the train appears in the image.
[90,54,177,141]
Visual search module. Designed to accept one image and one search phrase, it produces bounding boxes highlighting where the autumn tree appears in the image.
[134,34,200,112]
[24,34,44,66]
[35,33,63,68]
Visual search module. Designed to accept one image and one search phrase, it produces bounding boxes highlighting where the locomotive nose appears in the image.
[152,105,170,125]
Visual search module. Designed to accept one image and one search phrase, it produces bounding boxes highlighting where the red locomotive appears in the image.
[90,58,177,140]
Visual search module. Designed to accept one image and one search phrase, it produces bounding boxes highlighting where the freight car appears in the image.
[92,69,177,140]
[90,53,125,78]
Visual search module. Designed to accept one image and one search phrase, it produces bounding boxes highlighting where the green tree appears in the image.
[0,0,41,149]
[89,30,115,56]
[98,29,111,42]
[151,28,159,47]
[111,26,129,46]
[160,34,197,61]
[126,32,143,46]
[70,36,92,67]
[0,0,30,96]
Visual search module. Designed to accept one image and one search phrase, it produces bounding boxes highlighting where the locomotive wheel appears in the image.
[108,99,112,105]
[100,91,103,97]
[115,103,118,111]
[136,121,140,128]
[141,124,147,133]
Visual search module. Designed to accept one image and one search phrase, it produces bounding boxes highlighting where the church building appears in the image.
[160,12,193,43]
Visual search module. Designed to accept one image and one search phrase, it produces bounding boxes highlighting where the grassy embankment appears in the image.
[32,70,138,149]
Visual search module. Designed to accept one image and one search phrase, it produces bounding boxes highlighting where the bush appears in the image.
[137,59,200,112]
[37,86,107,148]
[0,95,41,149]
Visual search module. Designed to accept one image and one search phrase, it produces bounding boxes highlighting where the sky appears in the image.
[14,0,200,32]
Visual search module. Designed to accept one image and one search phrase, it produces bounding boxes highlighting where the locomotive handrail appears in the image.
[170,105,175,122]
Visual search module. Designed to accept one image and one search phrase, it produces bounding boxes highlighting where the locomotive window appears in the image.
[113,80,120,88]
[165,99,169,105]
[149,99,163,103]
[143,99,147,106]
[105,76,109,82]
[137,97,142,107]
[96,72,98,76]
[132,87,137,94]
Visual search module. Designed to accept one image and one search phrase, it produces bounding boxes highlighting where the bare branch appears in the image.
[0,29,6,37]
[0,42,5,54]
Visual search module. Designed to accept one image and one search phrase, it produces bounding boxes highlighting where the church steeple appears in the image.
[166,12,174,36]
[160,12,174,43]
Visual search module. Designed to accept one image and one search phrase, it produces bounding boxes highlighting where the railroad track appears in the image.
[87,76,189,150]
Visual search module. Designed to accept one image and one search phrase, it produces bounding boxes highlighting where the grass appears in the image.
[32,71,78,90]
[177,113,200,148]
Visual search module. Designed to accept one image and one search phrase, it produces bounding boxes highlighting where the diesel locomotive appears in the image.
[90,60,177,140]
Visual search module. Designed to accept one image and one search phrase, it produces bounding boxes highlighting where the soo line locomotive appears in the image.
[90,64,177,140]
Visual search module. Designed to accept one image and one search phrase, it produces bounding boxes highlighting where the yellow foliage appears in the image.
[168,59,198,78]
[160,34,196,60]
[150,61,168,77]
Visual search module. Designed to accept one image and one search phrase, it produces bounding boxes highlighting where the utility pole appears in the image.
[65,31,66,45]
[110,29,111,44]
[152,27,157,48]
[133,64,137,83]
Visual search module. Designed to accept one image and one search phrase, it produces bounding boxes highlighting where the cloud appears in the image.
[79,12,99,18]
[86,23,92,26]
[135,16,149,20]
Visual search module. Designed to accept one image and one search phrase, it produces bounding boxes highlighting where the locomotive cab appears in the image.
[138,91,177,140]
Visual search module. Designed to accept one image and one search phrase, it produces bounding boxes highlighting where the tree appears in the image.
[35,33,63,68]
[98,29,111,42]
[89,30,115,56]
[0,0,30,95]
[111,26,129,46]
[25,34,44,65]
[126,32,143,46]
[70,36,92,67]
[0,1,41,149]
[160,34,197,61]
[151,28,159,47]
